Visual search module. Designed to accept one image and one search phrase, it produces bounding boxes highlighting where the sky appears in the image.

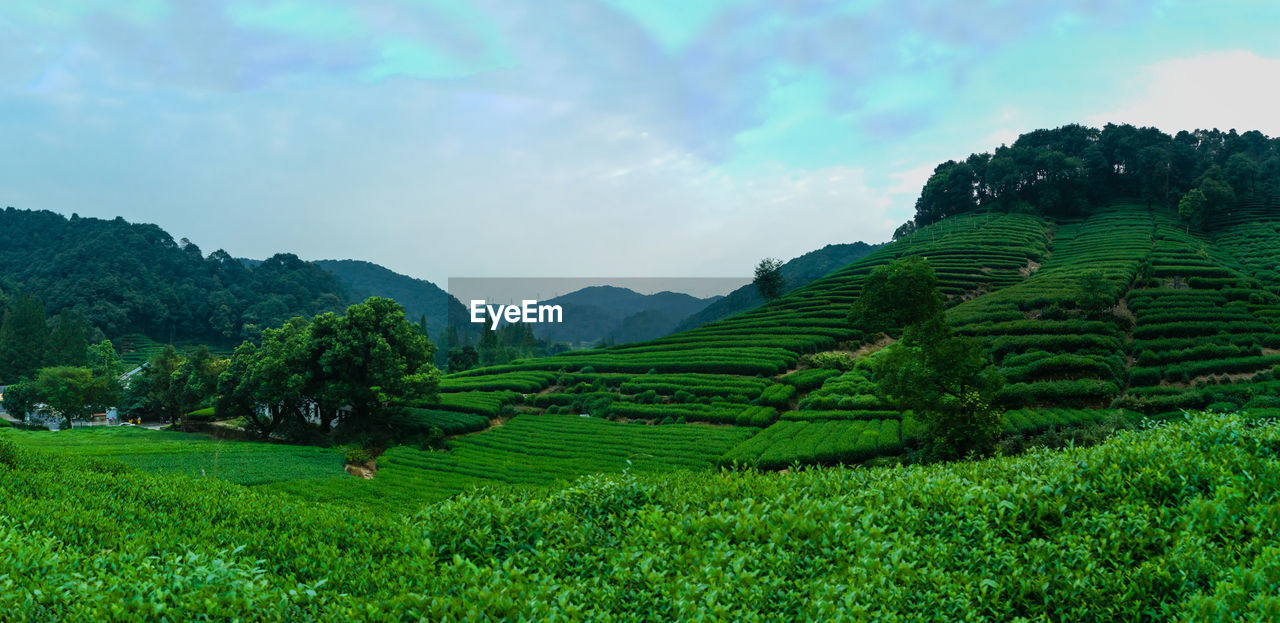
[3,1,1280,288]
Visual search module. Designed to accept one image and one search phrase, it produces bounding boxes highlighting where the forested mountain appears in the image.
[0,208,347,343]
[530,286,720,344]
[673,242,882,332]
[314,260,467,339]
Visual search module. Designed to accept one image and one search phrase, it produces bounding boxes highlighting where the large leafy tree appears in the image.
[907,123,1280,230]
[218,297,441,444]
[219,319,310,439]
[847,256,943,336]
[30,366,114,430]
[852,258,1004,460]
[313,297,440,438]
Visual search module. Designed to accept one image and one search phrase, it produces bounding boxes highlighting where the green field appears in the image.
[0,426,345,486]
[261,413,756,512]
[1,412,1276,619]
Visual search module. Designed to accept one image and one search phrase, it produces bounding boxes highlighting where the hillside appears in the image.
[0,208,347,343]
[419,199,1280,472]
[313,259,467,339]
[673,241,882,332]
[531,285,721,344]
[1,412,1274,618]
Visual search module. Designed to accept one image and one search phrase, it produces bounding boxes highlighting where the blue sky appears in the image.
[3,1,1280,287]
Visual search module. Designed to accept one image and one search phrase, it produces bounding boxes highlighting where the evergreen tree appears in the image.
[0,294,48,382]
[47,310,89,367]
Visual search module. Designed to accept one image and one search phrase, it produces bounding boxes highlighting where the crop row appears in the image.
[608,403,778,427]
[718,419,902,469]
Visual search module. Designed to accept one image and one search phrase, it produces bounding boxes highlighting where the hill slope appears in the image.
[441,200,1280,470]
[0,208,346,342]
[314,259,467,339]
[673,241,882,332]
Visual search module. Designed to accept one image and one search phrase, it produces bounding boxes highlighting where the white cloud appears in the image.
[1087,50,1280,135]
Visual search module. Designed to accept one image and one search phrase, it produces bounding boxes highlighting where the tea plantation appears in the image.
[11,199,1280,618]
[2,412,1279,619]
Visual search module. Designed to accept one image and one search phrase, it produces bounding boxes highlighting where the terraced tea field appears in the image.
[261,414,755,512]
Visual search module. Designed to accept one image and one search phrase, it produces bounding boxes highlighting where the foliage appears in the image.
[339,445,374,465]
[6,412,1274,619]
[1177,187,1207,228]
[0,293,49,382]
[859,259,1003,459]
[847,256,942,335]
[124,345,217,424]
[910,123,1280,226]
[0,426,343,485]
[753,257,785,300]
[11,366,117,429]
[0,208,349,342]
[263,413,754,511]
[220,297,441,443]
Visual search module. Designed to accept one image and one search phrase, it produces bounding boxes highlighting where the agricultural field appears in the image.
[2,412,1278,619]
[399,203,1280,471]
[260,413,756,512]
[0,426,344,486]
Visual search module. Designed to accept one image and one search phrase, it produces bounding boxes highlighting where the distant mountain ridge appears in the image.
[673,242,883,332]
[531,285,722,345]
[313,260,467,339]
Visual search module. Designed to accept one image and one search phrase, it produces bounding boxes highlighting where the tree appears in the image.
[128,346,184,423]
[1177,188,1207,231]
[1074,269,1112,314]
[854,258,1004,459]
[47,310,89,367]
[172,345,226,427]
[1,380,34,421]
[447,345,480,373]
[87,340,124,380]
[753,258,785,301]
[219,319,310,439]
[31,366,112,430]
[847,256,942,336]
[891,220,918,241]
[1225,152,1259,198]
[1197,166,1236,225]
[313,297,440,439]
[0,294,48,382]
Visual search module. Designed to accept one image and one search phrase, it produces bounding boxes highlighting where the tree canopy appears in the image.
[218,297,441,443]
[851,258,1004,459]
[0,208,349,344]
[911,124,1280,228]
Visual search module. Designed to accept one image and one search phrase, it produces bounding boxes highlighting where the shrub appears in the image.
[339,445,374,465]
[0,438,17,468]
[806,351,857,371]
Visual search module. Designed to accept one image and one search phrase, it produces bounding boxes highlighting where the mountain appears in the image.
[673,241,882,332]
[0,208,346,343]
[529,285,722,344]
[313,260,467,340]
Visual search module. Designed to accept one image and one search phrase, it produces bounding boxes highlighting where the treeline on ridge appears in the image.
[906,123,1280,231]
[0,207,347,344]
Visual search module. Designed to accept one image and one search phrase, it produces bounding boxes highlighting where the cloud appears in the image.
[1087,50,1280,136]
[4,0,1271,294]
